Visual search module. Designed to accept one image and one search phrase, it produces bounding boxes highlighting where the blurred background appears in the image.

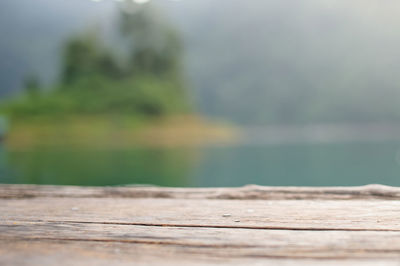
[2,0,400,187]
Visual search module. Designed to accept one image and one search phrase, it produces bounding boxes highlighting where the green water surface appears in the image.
[2,141,400,187]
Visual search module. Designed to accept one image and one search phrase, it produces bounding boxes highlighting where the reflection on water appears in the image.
[1,146,196,187]
[2,141,400,187]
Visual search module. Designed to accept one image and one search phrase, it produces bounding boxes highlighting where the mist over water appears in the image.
[179,0,400,123]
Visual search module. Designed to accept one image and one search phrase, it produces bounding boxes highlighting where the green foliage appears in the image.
[61,32,124,85]
[4,75,188,118]
[61,74,187,115]
[2,6,189,119]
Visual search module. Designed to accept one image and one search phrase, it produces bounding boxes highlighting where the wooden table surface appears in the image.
[2,184,400,265]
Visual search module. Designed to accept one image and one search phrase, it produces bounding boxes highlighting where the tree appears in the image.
[2,5,190,118]
[52,5,189,116]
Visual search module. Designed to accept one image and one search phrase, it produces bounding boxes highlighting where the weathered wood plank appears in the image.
[1,184,400,200]
[1,198,400,231]
[2,240,397,266]
[2,185,400,265]
[3,221,400,259]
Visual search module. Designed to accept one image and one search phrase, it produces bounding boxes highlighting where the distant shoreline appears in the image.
[5,117,400,150]
[3,115,237,150]
[239,123,400,145]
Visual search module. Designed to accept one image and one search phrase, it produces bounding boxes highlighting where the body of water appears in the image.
[2,140,400,187]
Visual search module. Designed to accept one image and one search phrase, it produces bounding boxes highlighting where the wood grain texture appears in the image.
[2,198,400,231]
[1,184,400,200]
[2,184,400,265]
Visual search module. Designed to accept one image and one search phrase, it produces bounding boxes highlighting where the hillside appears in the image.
[2,0,400,124]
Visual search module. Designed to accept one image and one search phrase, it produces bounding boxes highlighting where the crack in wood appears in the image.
[5,219,400,232]
[0,237,261,249]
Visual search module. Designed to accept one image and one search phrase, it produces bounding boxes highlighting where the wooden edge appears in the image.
[0,184,400,200]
